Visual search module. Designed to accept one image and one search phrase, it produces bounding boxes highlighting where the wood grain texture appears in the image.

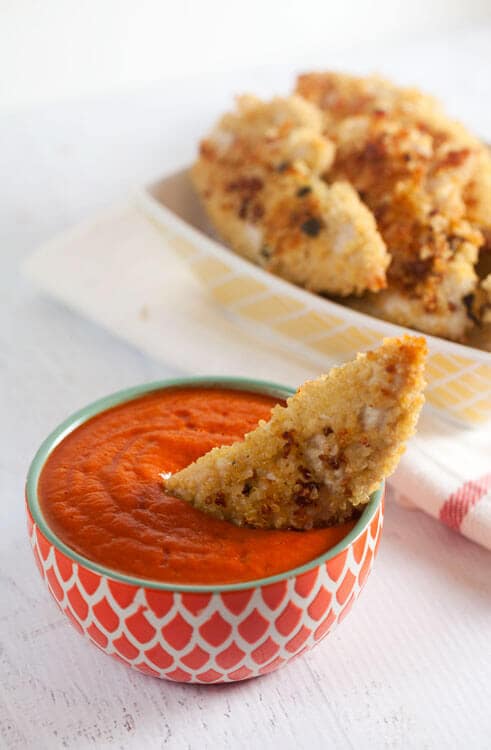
[2,28,491,748]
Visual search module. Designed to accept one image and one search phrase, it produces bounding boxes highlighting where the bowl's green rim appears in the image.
[26,376,384,594]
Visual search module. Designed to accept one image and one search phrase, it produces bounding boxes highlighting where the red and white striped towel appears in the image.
[24,203,491,551]
[392,412,491,550]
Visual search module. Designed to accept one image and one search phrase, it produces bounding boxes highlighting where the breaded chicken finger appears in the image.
[165,336,426,530]
[193,94,390,296]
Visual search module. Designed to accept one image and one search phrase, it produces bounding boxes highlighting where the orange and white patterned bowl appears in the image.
[26,378,384,684]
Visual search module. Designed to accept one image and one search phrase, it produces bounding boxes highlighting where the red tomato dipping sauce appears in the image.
[38,387,355,585]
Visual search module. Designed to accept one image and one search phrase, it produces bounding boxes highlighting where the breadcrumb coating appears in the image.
[297,70,491,232]
[296,71,487,339]
[165,336,426,530]
[193,94,389,296]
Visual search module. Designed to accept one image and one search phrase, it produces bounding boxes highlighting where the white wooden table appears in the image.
[2,27,491,749]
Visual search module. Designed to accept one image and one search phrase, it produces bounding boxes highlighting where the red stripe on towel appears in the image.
[439,474,491,530]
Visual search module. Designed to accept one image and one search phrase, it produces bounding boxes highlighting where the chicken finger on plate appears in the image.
[165,336,426,530]
[193,94,389,296]
[296,72,486,340]
[295,70,491,229]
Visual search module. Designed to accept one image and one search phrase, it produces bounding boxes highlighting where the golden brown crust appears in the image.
[296,72,487,340]
[165,336,426,530]
[296,71,491,231]
[193,94,390,296]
